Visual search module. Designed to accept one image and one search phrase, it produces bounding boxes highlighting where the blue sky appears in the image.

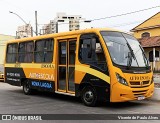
[0,0,160,35]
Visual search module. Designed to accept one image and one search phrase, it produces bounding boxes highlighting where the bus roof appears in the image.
[7,28,123,43]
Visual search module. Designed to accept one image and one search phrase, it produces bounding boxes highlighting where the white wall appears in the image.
[57,20,69,32]
[80,21,92,30]
[0,34,15,73]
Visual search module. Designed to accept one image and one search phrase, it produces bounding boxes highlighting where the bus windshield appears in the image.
[100,31,149,67]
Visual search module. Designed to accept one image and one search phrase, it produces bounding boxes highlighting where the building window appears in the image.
[6,43,18,63]
[18,41,34,63]
[34,38,54,63]
[62,17,67,19]
[141,32,150,38]
[149,50,159,62]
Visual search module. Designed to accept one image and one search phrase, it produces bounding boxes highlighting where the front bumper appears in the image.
[110,82,154,102]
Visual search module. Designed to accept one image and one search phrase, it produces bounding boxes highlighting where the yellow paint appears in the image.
[110,66,154,102]
[5,63,55,69]
[75,65,110,84]
[24,68,55,81]
[134,12,160,29]
[4,28,154,103]
[133,28,160,38]
[132,12,160,39]
[111,82,154,102]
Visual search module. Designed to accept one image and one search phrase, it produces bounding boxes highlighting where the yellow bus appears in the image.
[4,28,154,106]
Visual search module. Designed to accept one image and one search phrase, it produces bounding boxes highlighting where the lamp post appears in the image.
[9,11,28,25]
[9,11,37,37]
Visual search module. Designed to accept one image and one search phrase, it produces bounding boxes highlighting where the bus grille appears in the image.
[132,90,148,97]
[130,81,140,85]
[129,80,150,88]
[142,81,150,85]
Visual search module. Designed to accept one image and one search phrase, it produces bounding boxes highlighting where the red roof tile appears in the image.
[138,36,160,47]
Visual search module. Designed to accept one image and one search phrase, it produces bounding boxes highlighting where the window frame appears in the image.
[141,32,150,38]
[18,41,34,63]
[34,38,54,63]
[6,43,18,63]
[78,33,107,71]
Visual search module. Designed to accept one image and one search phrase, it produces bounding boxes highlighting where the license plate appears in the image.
[138,96,145,100]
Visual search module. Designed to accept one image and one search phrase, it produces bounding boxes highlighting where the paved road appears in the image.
[0,82,160,123]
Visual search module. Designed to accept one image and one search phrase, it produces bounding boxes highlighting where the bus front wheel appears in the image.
[23,80,32,95]
[81,86,97,107]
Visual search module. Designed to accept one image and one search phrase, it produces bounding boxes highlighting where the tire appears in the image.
[23,80,32,95]
[81,86,97,107]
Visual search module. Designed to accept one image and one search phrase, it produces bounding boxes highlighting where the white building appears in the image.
[41,24,52,34]
[17,24,32,38]
[49,19,70,33]
[79,19,92,30]
[42,12,91,34]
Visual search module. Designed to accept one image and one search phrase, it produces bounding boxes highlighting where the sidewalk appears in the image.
[154,73,160,88]
[154,73,160,83]
[151,88,160,101]
[151,73,160,100]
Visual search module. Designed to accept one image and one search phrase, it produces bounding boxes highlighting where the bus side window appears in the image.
[6,43,18,63]
[18,41,34,63]
[34,38,54,63]
[80,38,93,61]
[79,34,107,71]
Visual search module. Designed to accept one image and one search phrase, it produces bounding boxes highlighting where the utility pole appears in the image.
[35,11,38,36]
[56,22,58,33]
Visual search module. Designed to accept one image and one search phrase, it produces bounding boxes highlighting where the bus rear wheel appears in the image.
[81,86,97,107]
[23,80,32,95]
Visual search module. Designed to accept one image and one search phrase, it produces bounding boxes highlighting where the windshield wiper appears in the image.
[126,42,139,68]
[126,42,136,60]
[139,45,149,68]
[127,52,132,69]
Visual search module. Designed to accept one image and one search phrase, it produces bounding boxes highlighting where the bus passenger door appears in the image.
[57,39,76,94]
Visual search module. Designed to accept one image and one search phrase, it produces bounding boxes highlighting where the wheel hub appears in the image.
[84,91,93,102]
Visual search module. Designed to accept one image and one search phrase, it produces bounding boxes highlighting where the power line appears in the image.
[36,5,160,35]
[109,13,160,28]
[109,21,143,28]
[88,5,160,21]
[39,5,160,28]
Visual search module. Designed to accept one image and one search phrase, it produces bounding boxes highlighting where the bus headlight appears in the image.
[116,73,128,86]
